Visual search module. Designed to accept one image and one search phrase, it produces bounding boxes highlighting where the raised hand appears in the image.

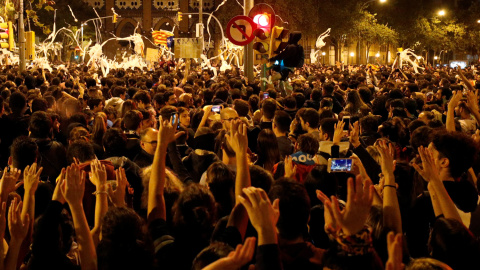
[61,165,86,207]
[237,187,279,245]
[412,146,440,182]
[0,167,22,199]
[448,90,462,110]
[321,175,374,236]
[375,140,395,178]
[333,120,345,145]
[107,168,128,207]
[226,120,248,155]
[284,156,297,179]
[23,163,43,194]
[349,121,361,148]
[89,159,107,189]
[385,232,405,270]
[202,237,256,270]
[8,198,29,241]
[466,90,479,113]
[52,168,66,204]
[158,116,178,146]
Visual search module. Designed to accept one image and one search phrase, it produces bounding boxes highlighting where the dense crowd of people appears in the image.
[0,54,477,270]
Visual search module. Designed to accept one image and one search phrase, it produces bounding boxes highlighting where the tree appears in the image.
[353,11,398,62]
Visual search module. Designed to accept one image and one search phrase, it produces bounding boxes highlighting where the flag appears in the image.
[152,30,174,47]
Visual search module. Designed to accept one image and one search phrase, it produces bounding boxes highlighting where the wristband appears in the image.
[92,191,108,196]
[383,184,397,190]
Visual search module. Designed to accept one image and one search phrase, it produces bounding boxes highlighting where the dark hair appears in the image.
[206,162,235,218]
[103,128,127,157]
[249,165,274,193]
[274,110,292,134]
[323,82,335,95]
[429,217,480,270]
[67,140,95,163]
[297,133,320,155]
[11,136,38,171]
[9,91,26,115]
[269,179,310,240]
[262,99,277,120]
[301,108,320,129]
[133,90,151,105]
[233,99,249,117]
[410,126,434,153]
[284,95,297,109]
[31,98,48,113]
[122,110,143,131]
[432,131,478,178]
[98,207,154,270]
[256,129,281,172]
[360,115,379,134]
[319,118,338,141]
[172,183,216,239]
[29,111,52,139]
[192,242,233,270]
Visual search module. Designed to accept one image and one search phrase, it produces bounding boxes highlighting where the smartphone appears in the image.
[327,158,353,173]
[212,105,221,113]
[171,113,180,129]
[343,116,350,131]
[263,93,269,100]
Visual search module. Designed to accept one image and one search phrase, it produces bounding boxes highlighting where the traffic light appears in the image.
[252,13,272,63]
[113,14,117,23]
[178,12,183,22]
[0,22,14,51]
[26,31,35,60]
[269,26,289,58]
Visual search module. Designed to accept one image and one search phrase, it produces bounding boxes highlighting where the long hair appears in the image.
[91,113,107,147]
[256,129,281,172]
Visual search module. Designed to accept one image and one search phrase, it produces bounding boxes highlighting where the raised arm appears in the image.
[413,146,462,223]
[148,116,177,223]
[225,120,251,239]
[0,168,21,204]
[62,165,97,270]
[20,163,42,263]
[376,141,402,234]
[446,91,462,132]
[89,159,108,247]
[5,198,29,270]
[466,91,480,126]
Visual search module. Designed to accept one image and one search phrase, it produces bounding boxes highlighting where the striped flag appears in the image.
[152,30,174,47]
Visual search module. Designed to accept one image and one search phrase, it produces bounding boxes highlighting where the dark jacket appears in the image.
[33,138,67,183]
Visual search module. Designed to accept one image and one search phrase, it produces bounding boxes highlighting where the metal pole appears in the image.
[244,0,254,83]
[199,0,203,24]
[19,0,26,71]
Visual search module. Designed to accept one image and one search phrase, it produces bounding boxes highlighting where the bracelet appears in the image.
[383,184,397,189]
[92,191,108,196]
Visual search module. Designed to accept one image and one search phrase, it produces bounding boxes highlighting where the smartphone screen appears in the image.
[212,105,221,113]
[328,158,353,173]
[343,117,350,131]
[263,93,269,100]
[171,113,180,128]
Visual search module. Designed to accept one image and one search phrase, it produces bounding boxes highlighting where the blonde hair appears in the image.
[140,165,184,209]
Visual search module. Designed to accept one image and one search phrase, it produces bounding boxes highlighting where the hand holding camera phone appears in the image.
[212,105,222,113]
[327,158,353,173]
[171,113,180,129]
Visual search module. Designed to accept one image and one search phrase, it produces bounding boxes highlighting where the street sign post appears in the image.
[226,15,257,46]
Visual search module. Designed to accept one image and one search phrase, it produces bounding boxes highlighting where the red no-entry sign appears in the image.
[226,15,257,46]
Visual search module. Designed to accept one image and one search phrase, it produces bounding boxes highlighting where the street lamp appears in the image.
[477,19,480,24]
[438,10,446,16]
[375,53,380,58]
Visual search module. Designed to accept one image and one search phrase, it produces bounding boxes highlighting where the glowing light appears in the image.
[375,53,380,57]
[434,56,438,60]
[350,52,355,57]
[322,52,326,56]
[438,10,446,16]
[379,0,387,3]
[254,14,270,27]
